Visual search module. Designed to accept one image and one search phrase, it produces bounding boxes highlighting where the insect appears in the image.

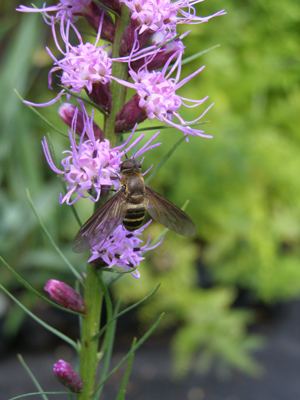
[72,158,196,253]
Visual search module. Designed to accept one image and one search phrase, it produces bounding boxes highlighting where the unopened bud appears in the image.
[115,94,147,133]
[44,280,85,313]
[119,20,152,57]
[98,0,121,14]
[87,82,112,114]
[53,360,83,393]
[132,40,185,72]
[58,103,103,141]
[85,3,115,42]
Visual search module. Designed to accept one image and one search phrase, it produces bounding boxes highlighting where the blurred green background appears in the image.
[0,0,300,378]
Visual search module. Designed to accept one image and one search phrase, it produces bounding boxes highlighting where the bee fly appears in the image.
[72,158,196,253]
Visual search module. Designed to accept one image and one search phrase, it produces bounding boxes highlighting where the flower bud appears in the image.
[131,39,185,72]
[98,0,121,14]
[115,94,147,133]
[53,360,83,393]
[58,103,103,141]
[119,20,152,57]
[44,280,85,313]
[85,3,115,42]
[87,82,112,114]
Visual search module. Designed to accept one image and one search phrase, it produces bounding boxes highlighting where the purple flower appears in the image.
[17,0,92,23]
[44,279,85,313]
[42,111,121,205]
[23,17,114,110]
[131,30,185,72]
[121,0,226,36]
[17,0,115,41]
[53,360,83,392]
[89,221,164,278]
[48,18,112,92]
[42,103,161,205]
[114,53,213,138]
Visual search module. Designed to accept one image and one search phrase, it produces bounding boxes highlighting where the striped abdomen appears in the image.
[123,204,146,231]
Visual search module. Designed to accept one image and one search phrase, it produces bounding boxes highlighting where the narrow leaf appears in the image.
[115,338,137,400]
[0,256,83,316]
[145,135,186,184]
[0,284,78,350]
[14,89,68,138]
[43,134,82,228]
[98,266,138,275]
[26,188,84,284]
[8,392,70,400]
[92,0,120,17]
[94,313,164,391]
[123,120,209,134]
[61,181,82,227]
[61,86,109,116]
[143,227,168,256]
[93,283,161,340]
[105,274,123,287]
[94,298,120,400]
[181,44,221,66]
[45,133,58,168]
[17,354,49,400]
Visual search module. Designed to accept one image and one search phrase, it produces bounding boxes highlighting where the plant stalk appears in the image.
[104,4,130,145]
[77,264,103,400]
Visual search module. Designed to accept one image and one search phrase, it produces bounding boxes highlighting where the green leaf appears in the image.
[115,338,137,400]
[92,0,120,17]
[93,283,161,340]
[181,44,221,66]
[26,188,84,284]
[105,273,123,287]
[0,256,83,316]
[8,392,70,400]
[94,312,164,392]
[17,354,49,400]
[145,135,186,184]
[94,296,120,400]
[121,120,209,135]
[0,284,78,350]
[44,133,83,228]
[14,89,68,138]
[60,86,109,116]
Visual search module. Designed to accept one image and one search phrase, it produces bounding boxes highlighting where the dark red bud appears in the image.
[86,82,112,114]
[58,103,103,141]
[44,279,85,313]
[115,94,147,133]
[85,3,115,42]
[131,43,181,72]
[53,360,83,393]
[119,20,153,57]
[98,0,121,14]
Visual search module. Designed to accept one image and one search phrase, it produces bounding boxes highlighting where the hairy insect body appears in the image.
[122,170,147,231]
[72,158,197,253]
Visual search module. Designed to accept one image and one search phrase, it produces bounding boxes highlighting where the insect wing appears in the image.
[72,188,127,253]
[145,185,196,237]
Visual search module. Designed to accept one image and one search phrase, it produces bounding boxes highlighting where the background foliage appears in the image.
[0,0,300,377]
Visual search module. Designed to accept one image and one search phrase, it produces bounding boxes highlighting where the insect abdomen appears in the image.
[123,206,146,231]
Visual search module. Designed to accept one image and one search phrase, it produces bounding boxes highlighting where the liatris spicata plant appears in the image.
[0,1,225,398]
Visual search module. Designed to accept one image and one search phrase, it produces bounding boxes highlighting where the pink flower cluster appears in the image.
[17,0,225,276]
[17,0,225,138]
[89,220,164,278]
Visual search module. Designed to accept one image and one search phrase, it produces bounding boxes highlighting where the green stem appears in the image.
[104,4,130,145]
[77,265,103,400]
